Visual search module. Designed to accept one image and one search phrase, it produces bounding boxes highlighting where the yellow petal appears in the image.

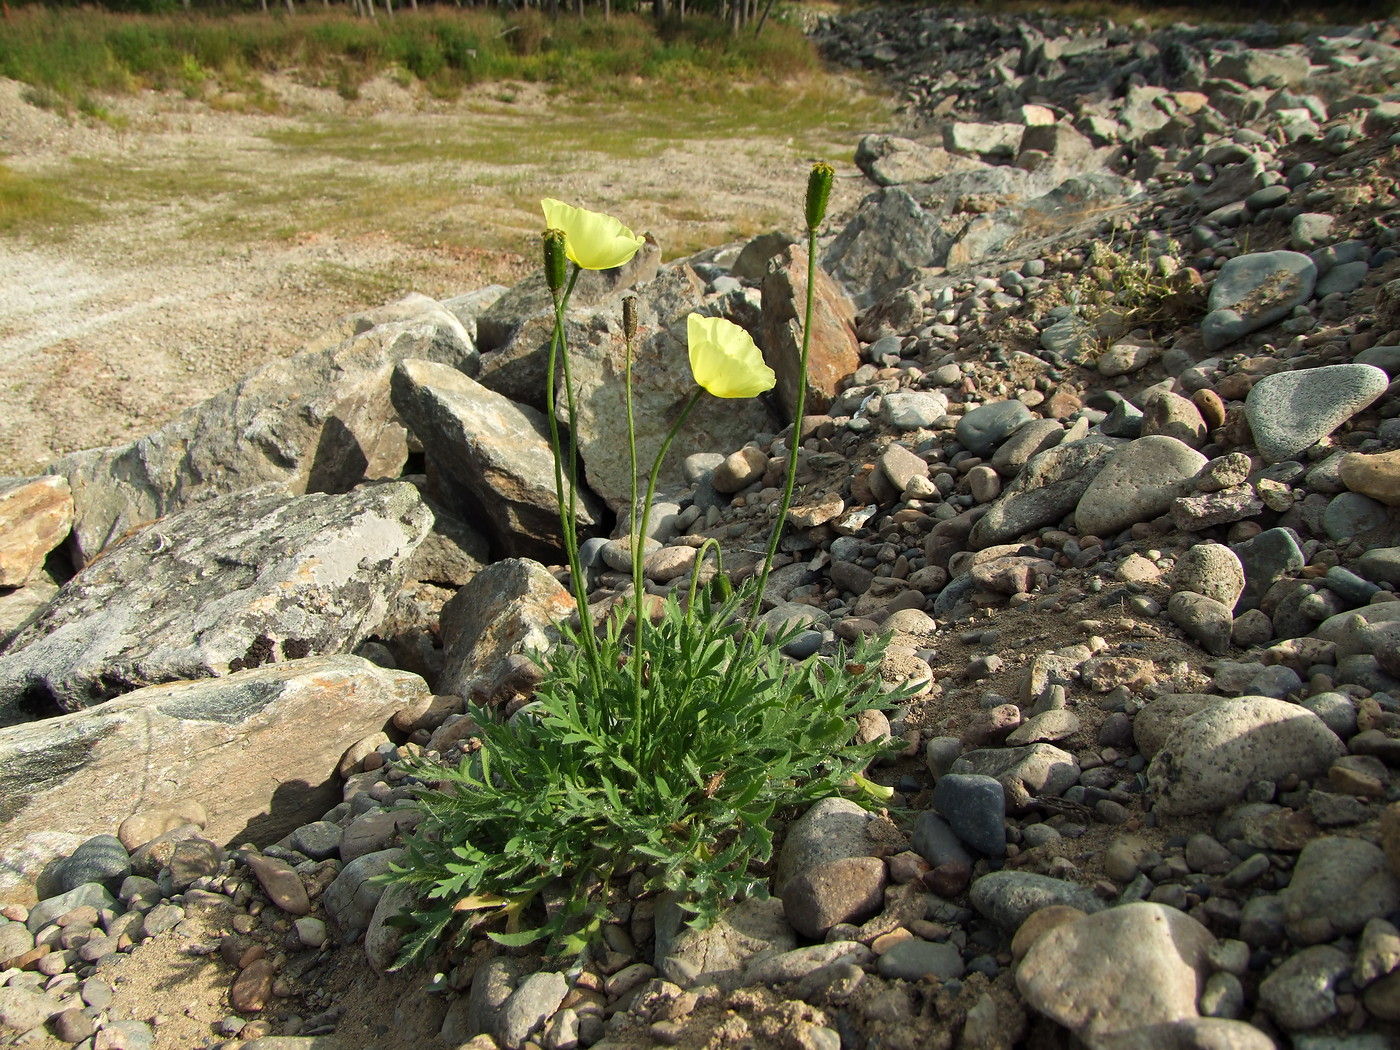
[540,198,645,271]
[686,314,776,399]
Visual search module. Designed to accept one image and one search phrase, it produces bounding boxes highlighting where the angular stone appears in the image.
[0,477,72,588]
[1148,696,1346,817]
[1172,486,1265,532]
[0,657,429,854]
[1244,364,1390,464]
[549,271,775,511]
[436,558,572,706]
[50,301,469,566]
[0,483,430,724]
[655,895,795,987]
[761,246,862,418]
[822,187,954,303]
[390,358,600,562]
[854,134,991,187]
[951,744,1079,803]
[1017,903,1215,1041]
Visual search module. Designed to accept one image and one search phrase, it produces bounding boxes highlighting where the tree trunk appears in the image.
[284,0,295,15]
[385,0,395,19]
[653,0,665,27]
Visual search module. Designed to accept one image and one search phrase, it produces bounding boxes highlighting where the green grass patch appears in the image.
[0,161,99,235]
[0,7,828,109]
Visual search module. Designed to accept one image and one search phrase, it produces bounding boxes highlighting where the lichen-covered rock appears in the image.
[0,483,431,723]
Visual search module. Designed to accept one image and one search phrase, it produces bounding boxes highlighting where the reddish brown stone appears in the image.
[230,958,276,1014]
[760,246,861,418]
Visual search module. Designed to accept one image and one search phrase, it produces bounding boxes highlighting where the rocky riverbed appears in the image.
[3,6,1400,1050]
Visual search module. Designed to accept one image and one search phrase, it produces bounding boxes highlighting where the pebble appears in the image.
[968,871,1104,934]
[1257,944,1349,1030]
[1016,903,1215,1042]
[955,400,1034,457]
[875,939,964,981]
[1148,696,1346,817]
[1244,364,1391,463]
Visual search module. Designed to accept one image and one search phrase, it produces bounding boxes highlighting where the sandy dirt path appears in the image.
[0,73,883,476]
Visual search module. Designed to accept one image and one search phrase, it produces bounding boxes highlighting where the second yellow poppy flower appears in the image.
[686,314,776,399]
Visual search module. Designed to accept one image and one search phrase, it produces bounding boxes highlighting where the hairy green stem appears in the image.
[631,387,703,745]
[624,316,644,721]
[750,224,818,623]
[545,266,600,679]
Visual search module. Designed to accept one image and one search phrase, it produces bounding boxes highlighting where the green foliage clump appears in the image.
[0,7,823,110]
[385,582,904,963]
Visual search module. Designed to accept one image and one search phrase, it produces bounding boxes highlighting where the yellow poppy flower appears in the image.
[540,198,645,271]
[686,314,776,399]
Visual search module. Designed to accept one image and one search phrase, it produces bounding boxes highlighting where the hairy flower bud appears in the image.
[543,228,568,295]
[623,296,638,341]
[805,162,834,232]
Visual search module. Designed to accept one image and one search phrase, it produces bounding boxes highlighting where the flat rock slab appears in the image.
[49,298,472,566]
[1244,364,1389,463]
[0,655,429,875]
[1200,250,1316,351]
[0,483,431,723]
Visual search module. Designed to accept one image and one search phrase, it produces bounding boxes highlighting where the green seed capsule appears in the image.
[543,228,568,294]
[805,162,834,232]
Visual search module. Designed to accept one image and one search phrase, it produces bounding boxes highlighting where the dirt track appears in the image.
[0,73,880,476]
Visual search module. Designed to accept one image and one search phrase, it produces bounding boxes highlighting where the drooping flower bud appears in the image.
[543,228,568,296]
[623,296,638,341]
[805,162,834,232]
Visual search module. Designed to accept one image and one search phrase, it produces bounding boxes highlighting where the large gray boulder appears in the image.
[0,656,428,863]
[50,297,474,566]
[0,482,432,723]
[390,358,601,562]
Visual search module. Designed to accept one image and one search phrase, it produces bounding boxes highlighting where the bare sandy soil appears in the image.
[0,73,879,477]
